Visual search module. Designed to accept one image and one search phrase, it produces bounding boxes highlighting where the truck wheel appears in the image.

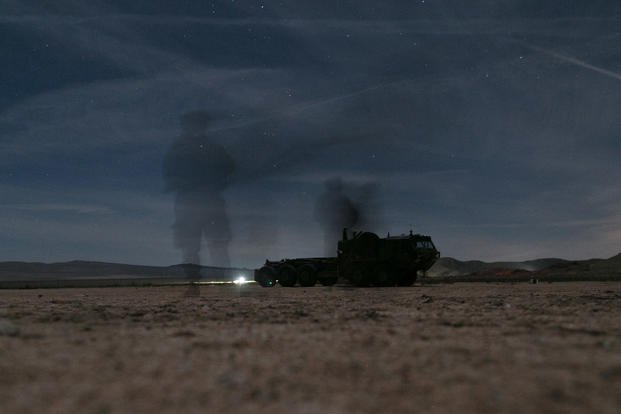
[375,268,392,287]
[256,266,277,288]
[278,265,298,287]
[398,273,417,286]
[320,277,337,286]
[350,267,370,287]
[298,265,317,287]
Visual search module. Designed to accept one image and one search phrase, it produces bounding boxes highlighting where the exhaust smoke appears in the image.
[313,176,382,256]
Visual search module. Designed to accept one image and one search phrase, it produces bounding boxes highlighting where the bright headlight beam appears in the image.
[233,276,247,285]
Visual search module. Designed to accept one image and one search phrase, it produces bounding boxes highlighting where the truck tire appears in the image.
[298,265,317,287]
[278,264,298,287]
[397,273,417,286]
[375,267,393,287]
[256,266,277,287]
[320,276,337,286]
[350,266,371,287]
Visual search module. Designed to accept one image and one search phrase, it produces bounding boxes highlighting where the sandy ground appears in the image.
[0,282,620,414]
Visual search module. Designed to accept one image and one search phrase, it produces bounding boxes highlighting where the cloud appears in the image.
[0,211,175,265]
[0,183,170,216]
[521,42,621,82]
[0,203,113,214]
[0,183,176,265]
[2,2,621,264]
[3,6,619,167]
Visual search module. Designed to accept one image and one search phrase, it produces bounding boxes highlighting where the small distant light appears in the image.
[233,276,247,285]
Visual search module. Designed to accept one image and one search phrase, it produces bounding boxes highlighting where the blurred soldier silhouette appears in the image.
[163,111,235,279]
[313,177,360,256]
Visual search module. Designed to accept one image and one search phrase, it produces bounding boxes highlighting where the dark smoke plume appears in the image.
[313,176,381,256]
[162,111,235,271]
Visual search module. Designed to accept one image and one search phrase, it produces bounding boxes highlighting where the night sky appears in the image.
[2,1,621,267]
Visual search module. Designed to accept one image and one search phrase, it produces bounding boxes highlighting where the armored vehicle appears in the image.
[255,229,439,287]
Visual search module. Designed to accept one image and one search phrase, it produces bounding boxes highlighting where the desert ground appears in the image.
[1,282,620,414]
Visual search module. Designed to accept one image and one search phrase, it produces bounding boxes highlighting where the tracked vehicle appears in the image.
[255,229,439,287]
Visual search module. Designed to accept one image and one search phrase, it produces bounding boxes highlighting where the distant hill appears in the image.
[425,253,621,282]
[0,260,251,282]
[534,252,621,279]
[427,257,568,277]
[3,252,620,286]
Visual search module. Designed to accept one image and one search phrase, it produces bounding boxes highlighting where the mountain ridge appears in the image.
[427,257,569,277]
[3,253,621,282]
[0,261,251,281]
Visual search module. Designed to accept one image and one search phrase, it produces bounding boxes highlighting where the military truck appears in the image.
[254,229,439,287]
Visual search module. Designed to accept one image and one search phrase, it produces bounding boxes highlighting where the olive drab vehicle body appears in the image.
[254,229,440,287]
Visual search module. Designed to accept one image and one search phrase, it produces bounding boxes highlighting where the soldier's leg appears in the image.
[206,239,231,268]
[174,220,201,263]
[173,195,203,279]
[203,195,232,268]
